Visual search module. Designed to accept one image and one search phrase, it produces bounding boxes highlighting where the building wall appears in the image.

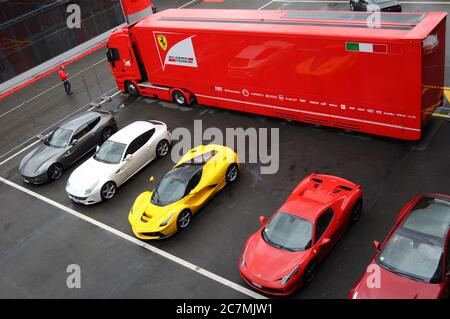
[0,0,126,84]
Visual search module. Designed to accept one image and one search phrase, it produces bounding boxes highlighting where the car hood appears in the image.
[68,157,120,191]
[129,193,179,231]
[244,232,308,282]
[19,143,63,176]
[355,262,442,299]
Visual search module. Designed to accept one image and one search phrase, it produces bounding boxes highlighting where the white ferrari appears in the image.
[66,120,171,205]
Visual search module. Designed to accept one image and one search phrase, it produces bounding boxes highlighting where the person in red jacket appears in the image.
[58,66,72,95]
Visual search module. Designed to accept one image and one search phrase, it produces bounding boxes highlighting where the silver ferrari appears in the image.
[19,110,118,184]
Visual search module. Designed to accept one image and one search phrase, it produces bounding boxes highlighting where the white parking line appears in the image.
[0,176,267,299]
[0,89,120,166]
[178,0,199,9]
[258,0,277,10]
[0,140,40,167]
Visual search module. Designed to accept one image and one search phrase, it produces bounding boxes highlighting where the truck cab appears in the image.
[106,27,143,95]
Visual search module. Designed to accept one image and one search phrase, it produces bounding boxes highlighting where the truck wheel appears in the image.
[126,81,139,97]
[172,90,187,106]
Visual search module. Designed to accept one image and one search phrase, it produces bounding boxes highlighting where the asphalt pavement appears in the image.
[1,0,450,299]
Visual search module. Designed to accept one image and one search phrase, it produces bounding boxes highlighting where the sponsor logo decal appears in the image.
[154,32,198,70]
[157,35,168,51]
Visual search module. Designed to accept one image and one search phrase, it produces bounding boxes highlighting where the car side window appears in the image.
[86,117,101,132]
[140,128,155,146]
[124,129,156,158]
[125,137,144,157]
[72,123,89,142]
[72,117,100,142]
[314,209,334,243]
[185,170,202,195]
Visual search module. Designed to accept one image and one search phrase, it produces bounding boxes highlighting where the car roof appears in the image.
[401,195,450,240]
[280,197,325,222]
[279,174,358,221]
[109,121,155,144]
[60,111,104,130]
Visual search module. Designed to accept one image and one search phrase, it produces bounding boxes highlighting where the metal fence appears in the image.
[0,58,118,164]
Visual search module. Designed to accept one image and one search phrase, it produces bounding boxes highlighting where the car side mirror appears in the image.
[71,139,78,146]
[96,145,100,152]
[124,154,133,161]
[259,215,266,227]
[149,176,155,183]
[373,240,381,251]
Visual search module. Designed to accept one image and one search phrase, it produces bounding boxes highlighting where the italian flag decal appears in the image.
[346,42,387,54]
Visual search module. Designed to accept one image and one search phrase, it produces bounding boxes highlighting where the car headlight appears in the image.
[159,213,175,227]
[84,181,99,195]
[241,245,248,267]
[280,265,300,285]
[352,291,358,299]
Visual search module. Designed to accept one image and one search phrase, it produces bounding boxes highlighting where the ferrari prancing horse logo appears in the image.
[157,35,168,51]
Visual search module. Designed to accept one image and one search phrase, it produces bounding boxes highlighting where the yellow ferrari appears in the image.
[128,144,240,239]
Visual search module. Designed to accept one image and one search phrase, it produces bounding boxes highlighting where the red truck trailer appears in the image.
[106,9,446,140]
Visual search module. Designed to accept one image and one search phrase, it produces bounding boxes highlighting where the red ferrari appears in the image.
[349,194,450,299]
[239,173,363,296]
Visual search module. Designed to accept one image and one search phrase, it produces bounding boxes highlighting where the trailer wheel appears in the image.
[172,90,188,106]
[125,81,139,97]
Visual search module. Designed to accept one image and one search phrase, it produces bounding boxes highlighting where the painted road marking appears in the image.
[259,0,278,9]
[179,0,200,9]
[0,89,121,166]
[0,176,267,299]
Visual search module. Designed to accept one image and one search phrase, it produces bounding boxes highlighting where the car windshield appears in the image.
[377,230,443,283]
[262,212,313,252]
[46,127,73,148]
[377,197,450,283]
[151,166,199,206]
[94,140,126,164]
